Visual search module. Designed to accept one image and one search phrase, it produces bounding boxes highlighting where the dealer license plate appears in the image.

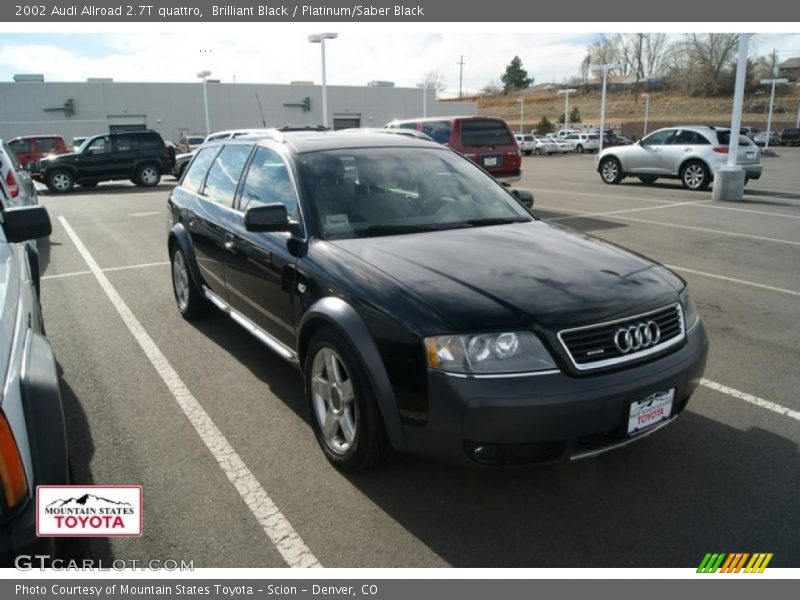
[482,155,499,167]
[627,388,674,434]
[746,151,755,159]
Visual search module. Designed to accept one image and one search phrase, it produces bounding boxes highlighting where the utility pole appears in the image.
[458,55,465,98]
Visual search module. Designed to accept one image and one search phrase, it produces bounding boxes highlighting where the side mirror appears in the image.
[244,203,290,232]
[510,188,534,209]
[2,206,52,243]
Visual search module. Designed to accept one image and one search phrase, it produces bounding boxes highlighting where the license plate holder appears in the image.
[482,154,500,167]
[627,388,674,435]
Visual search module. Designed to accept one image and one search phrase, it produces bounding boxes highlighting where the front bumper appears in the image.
[403,322,709,465]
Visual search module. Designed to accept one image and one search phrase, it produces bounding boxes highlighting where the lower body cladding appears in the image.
[402,323,708,466]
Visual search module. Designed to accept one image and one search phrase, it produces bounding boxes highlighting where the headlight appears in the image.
[424,331,557,375]
[680,288,699,330]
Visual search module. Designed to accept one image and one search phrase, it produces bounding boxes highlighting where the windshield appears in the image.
[298,147,532,240]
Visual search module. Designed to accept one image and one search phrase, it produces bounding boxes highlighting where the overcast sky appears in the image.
[0,31,798,96]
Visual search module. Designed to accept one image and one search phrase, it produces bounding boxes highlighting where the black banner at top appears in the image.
[3,0,799,22]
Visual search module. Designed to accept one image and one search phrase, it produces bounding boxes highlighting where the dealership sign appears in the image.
[36,485,142,537]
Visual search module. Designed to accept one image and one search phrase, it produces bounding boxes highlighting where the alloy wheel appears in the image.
[311,347,357,454]
[172,251,190,313]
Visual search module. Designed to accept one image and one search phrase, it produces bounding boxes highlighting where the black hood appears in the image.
[331,221,682,331]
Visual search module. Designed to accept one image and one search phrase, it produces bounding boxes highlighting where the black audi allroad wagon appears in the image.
[166,130,708,471]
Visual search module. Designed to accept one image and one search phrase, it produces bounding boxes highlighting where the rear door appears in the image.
[224,145,299,347]
[663,129,712,174]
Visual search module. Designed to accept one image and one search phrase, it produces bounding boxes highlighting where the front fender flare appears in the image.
[299,297,407,452]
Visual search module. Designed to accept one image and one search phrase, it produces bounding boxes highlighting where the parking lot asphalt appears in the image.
[37,147,800,568]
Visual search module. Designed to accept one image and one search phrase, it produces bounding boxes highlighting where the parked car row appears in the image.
[753,128,800,147]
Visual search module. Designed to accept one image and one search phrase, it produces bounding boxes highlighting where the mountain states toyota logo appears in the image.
[36,485,142,537]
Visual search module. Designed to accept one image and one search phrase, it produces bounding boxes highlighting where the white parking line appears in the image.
[665,265,800,298]
[130,211,162,217]
[700,379,800,423]
[58,217,321,569]
[548,200,711,221]
[42,261,169,280]
[608,215,800,247]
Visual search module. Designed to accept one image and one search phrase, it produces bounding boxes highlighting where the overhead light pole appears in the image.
[760,77,788,150]
[712,33,750,202]
[591,63,620,153]
[517,98,524,133]
[308,32,338,129]
[641,92,650,137]
[196,70,211,136]
[558,88,577,131]
[416,82,428,117]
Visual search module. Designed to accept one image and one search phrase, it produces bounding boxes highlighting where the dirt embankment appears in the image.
[451,87,800,136]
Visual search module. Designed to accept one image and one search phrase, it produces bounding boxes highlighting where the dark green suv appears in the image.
[37,130,175,193]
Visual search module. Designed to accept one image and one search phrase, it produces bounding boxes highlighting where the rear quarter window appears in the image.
[181,147,218,192]
[421,121,452,144]
[138,133,164,149]
[459,120,513,146]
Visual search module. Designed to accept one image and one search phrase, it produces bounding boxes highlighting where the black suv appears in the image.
[780,127,800,146]
[167,131,708,471]
[38,130,175,193]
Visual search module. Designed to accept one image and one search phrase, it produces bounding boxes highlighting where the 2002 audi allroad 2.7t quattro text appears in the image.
[167,130,708,471]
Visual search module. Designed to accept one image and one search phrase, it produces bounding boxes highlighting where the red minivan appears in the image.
[7,135,69,171]
[385,116,521,183]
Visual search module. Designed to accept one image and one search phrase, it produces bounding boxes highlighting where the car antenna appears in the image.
[255,93,267,128]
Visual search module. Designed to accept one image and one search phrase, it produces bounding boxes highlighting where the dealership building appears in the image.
[0,77,477,142]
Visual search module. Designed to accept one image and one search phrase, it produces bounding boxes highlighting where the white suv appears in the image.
[596,126,762,190]
[565,133,600,154]
[514,133,536,156]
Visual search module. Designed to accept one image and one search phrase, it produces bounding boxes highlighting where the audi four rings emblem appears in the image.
[613,321,661,353]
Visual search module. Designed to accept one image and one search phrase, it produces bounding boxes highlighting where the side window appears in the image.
[85,136,110,154]
[421,120,451,144]
[396,122,418,131]
[203,144,253,207]
[113,135,138,152]
[642,129,674,145]
[670,130,710,145]
[8,139,30,153]
[139,133,162,149]
[181,147,218,192]
[35,138,59,153]
[240,146,297,215]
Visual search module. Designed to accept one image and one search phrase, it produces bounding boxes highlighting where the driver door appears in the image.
[77,136,114,179]
[625,129,676,174]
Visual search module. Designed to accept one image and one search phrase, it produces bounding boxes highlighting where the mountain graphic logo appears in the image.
[46,493,134,509]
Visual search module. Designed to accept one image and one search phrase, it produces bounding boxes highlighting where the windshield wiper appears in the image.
[353,223,472,237]
[464,217,530,227]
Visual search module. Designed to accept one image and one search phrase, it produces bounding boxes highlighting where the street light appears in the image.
[309,32,338,129]
[760,78,789,150]
[591,63,621,153]
[517,98,524,133]
[196,70,211,137]
[416,82,428,118]
[641,93,650,137]
[558,88,577,131]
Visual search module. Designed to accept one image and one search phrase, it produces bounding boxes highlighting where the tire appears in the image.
[169,243,209,319]
[305,327,389,472]
[524,150,532,156]
[638,175,658,184]
[46,170,74,194]
[599,157,624,184]
[136,164,161,187]
[576,144,584,154]
[680,160,710,191]
[534,148,542,156]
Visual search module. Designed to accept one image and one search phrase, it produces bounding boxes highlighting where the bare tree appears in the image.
[683,33,740,95]
[418,70,447,95]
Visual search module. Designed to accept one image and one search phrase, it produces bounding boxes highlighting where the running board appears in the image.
[203,287,299,365]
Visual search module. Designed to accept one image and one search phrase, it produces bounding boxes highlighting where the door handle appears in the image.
[223,233,235,251]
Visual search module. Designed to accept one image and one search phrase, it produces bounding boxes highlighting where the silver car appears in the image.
[596,126,763,190]
[532,135,557,155]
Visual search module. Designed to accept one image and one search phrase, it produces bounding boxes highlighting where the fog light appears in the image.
[473,444,500,464]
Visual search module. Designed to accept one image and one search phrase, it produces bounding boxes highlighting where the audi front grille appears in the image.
[557,303,685,371]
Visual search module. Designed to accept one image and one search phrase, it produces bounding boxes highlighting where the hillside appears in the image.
[453,87,800,137]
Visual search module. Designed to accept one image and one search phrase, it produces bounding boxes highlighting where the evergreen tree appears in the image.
[501,56,534,92]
